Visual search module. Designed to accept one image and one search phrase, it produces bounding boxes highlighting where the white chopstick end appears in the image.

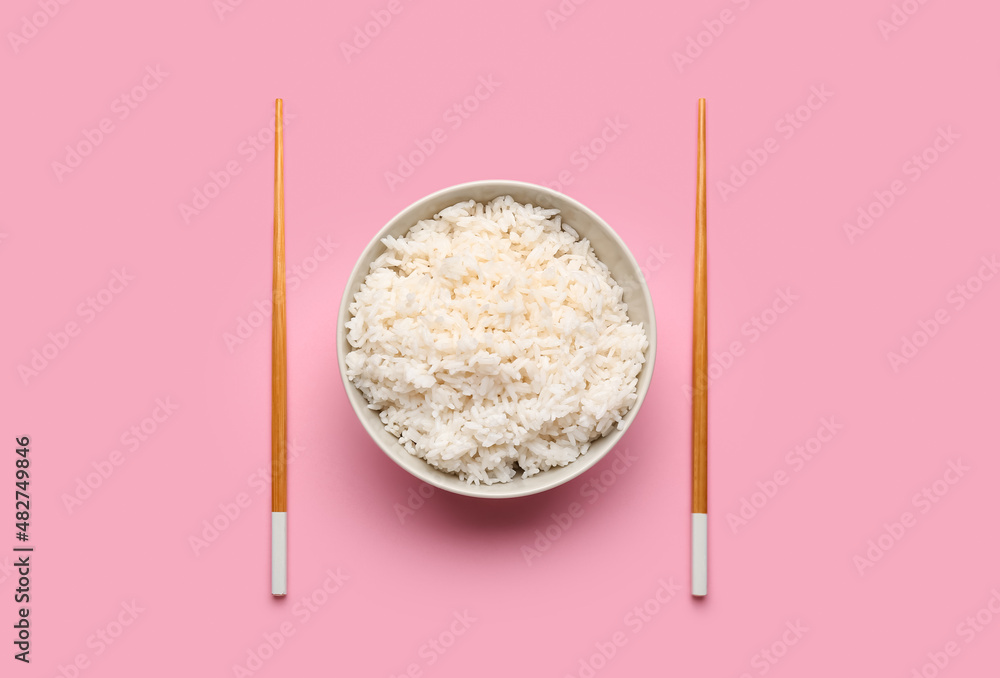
[692,512,707,597]
[272,511,287,596]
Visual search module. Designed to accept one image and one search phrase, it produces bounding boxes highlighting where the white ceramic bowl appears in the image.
[338,180,656,498]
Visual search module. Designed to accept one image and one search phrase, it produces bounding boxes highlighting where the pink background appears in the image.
[3,0,999,676]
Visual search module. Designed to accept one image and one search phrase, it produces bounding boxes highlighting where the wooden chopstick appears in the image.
[691,98,708,597]
[271,98,288,597]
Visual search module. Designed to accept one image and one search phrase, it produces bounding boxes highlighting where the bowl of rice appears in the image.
[338,180,656,498]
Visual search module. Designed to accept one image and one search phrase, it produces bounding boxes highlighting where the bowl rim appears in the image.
[337,179,657,498]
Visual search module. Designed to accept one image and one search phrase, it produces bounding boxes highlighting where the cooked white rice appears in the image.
[345,196,648,484]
